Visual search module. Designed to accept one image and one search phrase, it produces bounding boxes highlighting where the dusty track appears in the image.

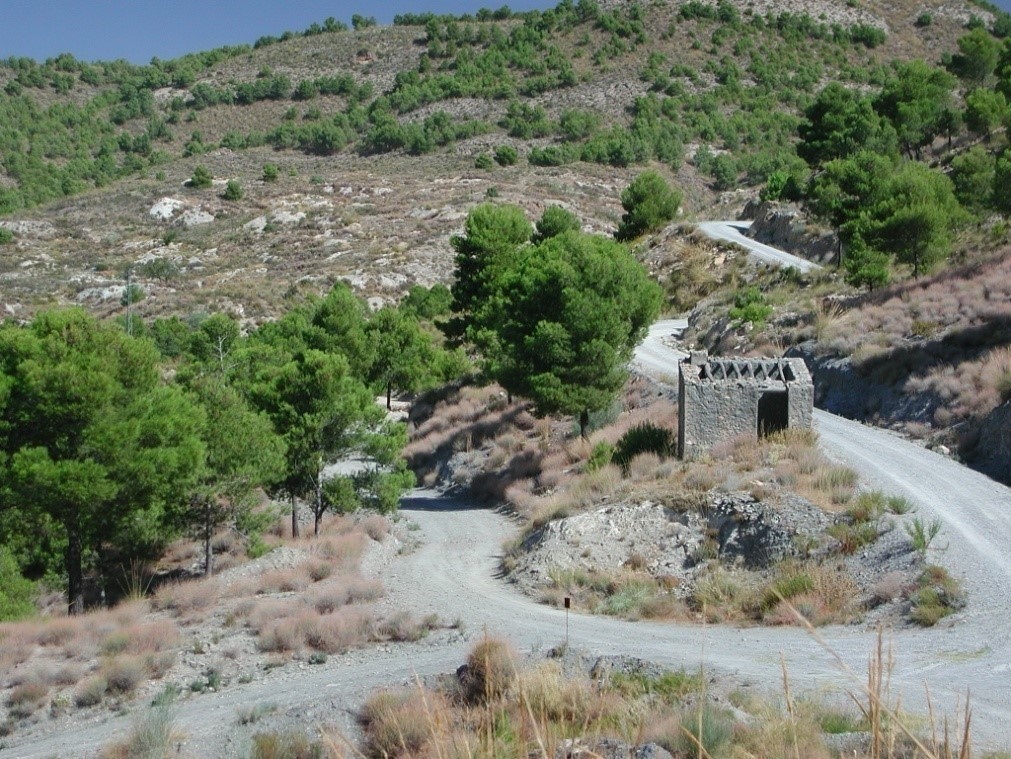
[7,290,1011,758]
[697,220,821,272]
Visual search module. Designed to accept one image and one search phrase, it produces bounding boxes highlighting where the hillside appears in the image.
[5,1,1011,754]
[0,0,1001,324]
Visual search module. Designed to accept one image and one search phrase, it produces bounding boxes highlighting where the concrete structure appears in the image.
[678,351,813,459]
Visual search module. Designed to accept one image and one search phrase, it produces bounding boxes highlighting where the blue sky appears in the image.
[2,1,1011,65]
[0,1,558,64]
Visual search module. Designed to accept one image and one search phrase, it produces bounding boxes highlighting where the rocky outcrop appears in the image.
[968,401,1011,484]
[510,493,830,598]
[741,201,836,265]
[787,342,944,425]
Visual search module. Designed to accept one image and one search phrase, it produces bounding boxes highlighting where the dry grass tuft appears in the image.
[463,636,517,704]
[101,655,147,695]
[256,607,379,655]
[360,514,390,542]
[361,688,446,759]
[7,680,49,714]
[99,705,179,759]
[74,675,108,708]
[151,578,221,621]
[309,533,365,566]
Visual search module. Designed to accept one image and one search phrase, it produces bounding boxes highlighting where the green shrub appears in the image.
[843,242,891,291]
[613,422,676,472]
[608,669,704,702]
[533,206,581,243]
[0,547,35,621]
[905,517,942,553]
[474,152,494,169]
[586,441,615,472]
[262,163,279,182]
[601,578,659,617]
[121,283,145,307]
[847,491,887,523]
[729,287,772,327]
[672,705,736,755]
[827,521,877,554]
[494,145,518,166]
[915,12,932,27]
[190,165,213,189]
[910,565,964,626]
[528,144,578,166]
[615,170,681,241]
[0,228,14,245]
[223,180,244,200]
[138,258,180,283]
[760,570,813,611]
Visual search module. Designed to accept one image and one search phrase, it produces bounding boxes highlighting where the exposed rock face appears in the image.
[741,200,836,264]
[970,401,1011,484]
[510,493,830,598]
[787,342,944,425]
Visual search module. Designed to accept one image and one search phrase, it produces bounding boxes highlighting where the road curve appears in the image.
[697,220,821,273]
[630,321,1011,748]
[6,361,1011,750]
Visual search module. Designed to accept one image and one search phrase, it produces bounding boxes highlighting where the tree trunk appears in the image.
[386,383,392,410]
[290,494,299,539]
[314,472,324,537]
[66,517,84,616]
[579,409,590,439]
[203,503,213,577]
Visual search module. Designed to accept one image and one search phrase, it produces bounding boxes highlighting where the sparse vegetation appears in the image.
[223,179,244,200]
[352,635,979,759]
[0,2,1006,753]
[99,705,178,759]
[906,516,944,553]
[189,165,213,188]
[910,564,965,626]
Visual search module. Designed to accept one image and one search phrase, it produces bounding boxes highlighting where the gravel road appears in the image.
[632,319,1011,748]
[7,451,1011,756]
[697,220,822,273]
[6,282,1011,755]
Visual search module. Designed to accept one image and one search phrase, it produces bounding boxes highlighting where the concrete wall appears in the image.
[678,355,813,459]
[679,381,762,459]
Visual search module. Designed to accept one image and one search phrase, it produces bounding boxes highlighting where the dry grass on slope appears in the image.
[405,376,944,629]
[252,632,988,759]
[827,255,1011,424]
[0,511,442,742]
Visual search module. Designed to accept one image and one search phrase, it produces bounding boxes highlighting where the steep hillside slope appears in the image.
[0,0,995,322]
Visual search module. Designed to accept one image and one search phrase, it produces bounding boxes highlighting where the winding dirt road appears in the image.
[9,364,1011,756]
[7,248,1011,756]
[697,220,821,273]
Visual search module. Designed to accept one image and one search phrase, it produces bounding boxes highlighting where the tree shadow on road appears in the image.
[400,491,494,512]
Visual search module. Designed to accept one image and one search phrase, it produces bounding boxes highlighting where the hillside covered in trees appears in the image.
[2,0,1011,619]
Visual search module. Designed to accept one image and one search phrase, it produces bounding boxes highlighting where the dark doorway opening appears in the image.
[758,390,788,437]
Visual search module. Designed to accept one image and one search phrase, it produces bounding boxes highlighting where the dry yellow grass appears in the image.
[347,633,979,759]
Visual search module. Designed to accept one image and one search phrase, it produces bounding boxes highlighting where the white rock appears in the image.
[244,216,268,233]
[271,210,305,225]
[149,197,186,221]
[181,209,214,227]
